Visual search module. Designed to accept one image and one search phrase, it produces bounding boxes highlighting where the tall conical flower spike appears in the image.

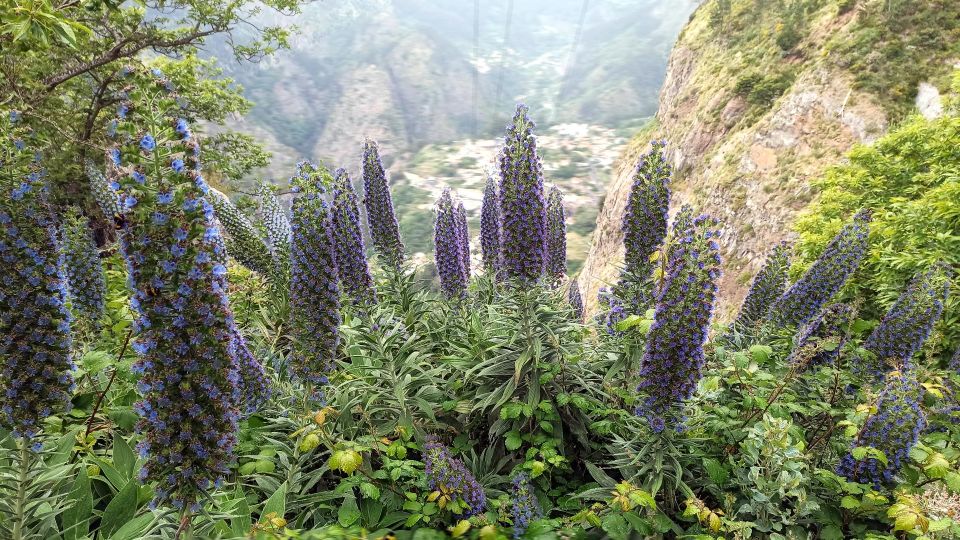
[620,140,671,299]
[0,111,75,444]
[434,188,469,299]
[288,161,341,395]
[106,68,240,509]
[498,104,547,284]
[480,175,502,276]
[510,473,542,539]
[208,187,273,275]
[545,185,567,283]
[768,209,871,328]
[731,241,791,330]
[455,199,471,278]
[332,168,377,305]
[85,159,121,218]
[62,206,106,325]
[857,263,951,381]
[635,212,722,432]
[257,180,291,290]
[361,140,404,269]
[209,220,271,415]
[837,370,926,488]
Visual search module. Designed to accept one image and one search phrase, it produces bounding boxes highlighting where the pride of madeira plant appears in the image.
[105,67,244,518]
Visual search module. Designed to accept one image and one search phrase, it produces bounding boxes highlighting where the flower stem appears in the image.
[12,438,30,540]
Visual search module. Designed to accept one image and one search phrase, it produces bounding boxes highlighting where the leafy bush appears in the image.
[795,99,960,354]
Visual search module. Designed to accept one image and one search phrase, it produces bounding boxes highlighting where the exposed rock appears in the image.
[916,82,944,120]
[577,3,891,321]
[721,96,748,128]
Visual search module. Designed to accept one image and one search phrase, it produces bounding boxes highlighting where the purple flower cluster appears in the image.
[621,141,671,289]
[332,168,377,306]
[208,224,271,415]
[257,181,292,291]
[85,159,121,217]
[788,303,853,370]
[951,345,960,372]
[0,117,74,444]
[768,209,871,328]
[598,286,627,336]
[568,282,584,322]
[858,263,951,380]
[836,370,926,488]
[545,185,567,283]
[498,104,547,284]
[62,207,106,324]
[510,473,542,538]
[731,241,790,330]
[434,189,469,299]
[422,436,487,517]
[207,187,273,276]
[454,199,471,277]
[480,175,502,277]
[106,69,240,509]
[230,324,271,415]
[361,140,404,269]
[635,213,722,432]
[289,161,341,391]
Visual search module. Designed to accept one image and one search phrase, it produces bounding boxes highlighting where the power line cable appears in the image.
[554,0,590,123]
[494,0,514,120]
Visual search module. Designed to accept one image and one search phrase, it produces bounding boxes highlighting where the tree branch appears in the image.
[44,28,219,92]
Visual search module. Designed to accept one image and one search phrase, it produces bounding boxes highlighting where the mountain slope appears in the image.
[577,0,960,319]
[218,0,698,173]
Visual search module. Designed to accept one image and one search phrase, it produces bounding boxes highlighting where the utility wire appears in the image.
[554,0,590,123]
[494,0,514,120]
[473,0,481,137]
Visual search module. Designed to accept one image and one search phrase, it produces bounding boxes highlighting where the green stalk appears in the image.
[12,438,30,540]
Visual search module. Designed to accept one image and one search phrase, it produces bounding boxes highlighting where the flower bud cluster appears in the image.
[635,213,722,432]
[0,112,74,443]
[422,436,487,517]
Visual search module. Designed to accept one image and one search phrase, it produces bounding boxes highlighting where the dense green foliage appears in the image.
[795,76,960,353]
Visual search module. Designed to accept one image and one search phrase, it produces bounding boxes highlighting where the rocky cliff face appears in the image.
[577,0,958,319]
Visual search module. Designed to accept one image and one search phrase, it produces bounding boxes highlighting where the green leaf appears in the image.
[500,402,523,420]
[943,471,960,492]
[748,344,772,364]
[505,430,523,451]
[254,460,276,474]
[109,513,154,540]
[338,494,361,527]
[261,481,287,520]
[113,433,136,480]
[62,467,92,540]
[703,458,729,486]
[584,461,617,488]
[601,514,630,540]
[923,453,950,479]
[359,482,381,499]
[820,525,844,540]
[80,350,113,374]
[99,479,139,538]
[840,495,860,509]
[231,489,252,537]
[893,512,917,532]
